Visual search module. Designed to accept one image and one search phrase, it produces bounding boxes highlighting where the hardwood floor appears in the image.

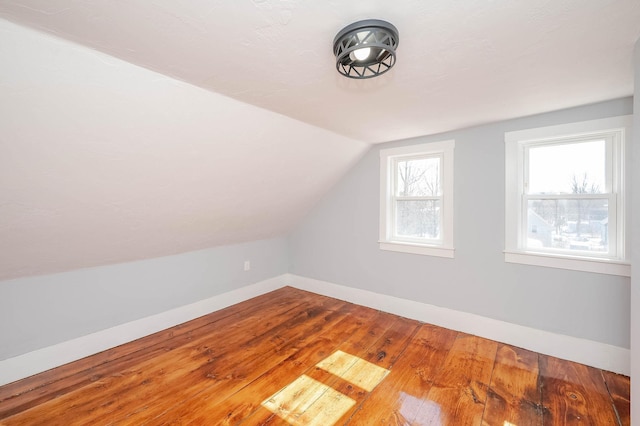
[0,287,630,425]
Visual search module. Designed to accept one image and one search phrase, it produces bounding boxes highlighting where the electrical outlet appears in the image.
[244,260,251,271]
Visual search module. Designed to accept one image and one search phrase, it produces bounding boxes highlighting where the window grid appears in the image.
[504,115,630,276]
[379,140,454,258]
[523,134,619,259]
[390,154,443,245]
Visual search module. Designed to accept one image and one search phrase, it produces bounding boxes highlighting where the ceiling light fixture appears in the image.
[333,19,399,79]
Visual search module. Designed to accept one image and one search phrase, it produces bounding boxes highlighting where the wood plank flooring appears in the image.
[0,287,630,425]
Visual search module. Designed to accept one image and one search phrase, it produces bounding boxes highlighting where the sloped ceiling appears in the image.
[1,0,639,280]
[0,19,368,280]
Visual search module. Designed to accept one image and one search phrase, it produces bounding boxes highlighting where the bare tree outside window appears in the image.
[569,173,600,238]
[395,157,441,239]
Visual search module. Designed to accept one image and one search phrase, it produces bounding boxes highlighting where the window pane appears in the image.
[395,200,440,239]
[526,198,609,253]
[528,140,605,194]
[396,157,440,196]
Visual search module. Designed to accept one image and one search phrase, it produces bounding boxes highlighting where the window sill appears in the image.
[504,250,630,276]
[379,241,455,258]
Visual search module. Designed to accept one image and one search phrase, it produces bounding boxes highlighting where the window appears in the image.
[379,140,454,257]
[505,116,631,276]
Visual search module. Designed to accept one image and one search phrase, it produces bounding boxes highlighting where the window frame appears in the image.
[379,140,455,258]
[504,116,631,276]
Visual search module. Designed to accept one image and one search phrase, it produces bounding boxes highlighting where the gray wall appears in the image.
[0,237,288,360]
[0,97,634,363]
[631,38,639,419]
[289,98,633,349]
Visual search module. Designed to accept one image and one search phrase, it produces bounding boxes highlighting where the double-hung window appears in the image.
[505,116,631,276]
[379,140,454,258]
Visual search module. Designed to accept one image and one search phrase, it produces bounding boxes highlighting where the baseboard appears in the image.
[0,274,289,387]
[284,274,630,376]
[1,272,629,386]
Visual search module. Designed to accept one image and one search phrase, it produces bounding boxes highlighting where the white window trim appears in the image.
[379,140,455,258]
[505,115,631,276]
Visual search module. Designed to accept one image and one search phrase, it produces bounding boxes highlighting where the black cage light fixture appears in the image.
[333,19,399,79]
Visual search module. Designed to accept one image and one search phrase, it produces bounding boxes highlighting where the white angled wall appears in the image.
[0,18,368,281]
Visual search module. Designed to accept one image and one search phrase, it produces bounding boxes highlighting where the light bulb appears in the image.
[353,47,371,61]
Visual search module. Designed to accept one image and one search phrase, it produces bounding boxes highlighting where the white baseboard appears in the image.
[0,275,289,387]
[284,274,630,376]
[1,272,629,387]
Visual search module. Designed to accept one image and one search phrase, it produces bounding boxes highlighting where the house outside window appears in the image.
[505,116,631,276]
[379,140,454,258]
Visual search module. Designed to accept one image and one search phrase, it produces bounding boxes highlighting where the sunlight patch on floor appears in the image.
[316,350,390,391]
[261,374,355,426]
[262,351,390,424]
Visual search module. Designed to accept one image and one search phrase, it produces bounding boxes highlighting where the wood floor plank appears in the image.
[247,314,421,425]
[146,304,384,425]
[322,317,422,425]
[0,287,629,425]
[0,287,310,417]
[0,286,316,418]
[539,355,619,425]
[482,344,542,426]
[232,307,393,426]
[346,323,458,425]
[94,297,352,425]
[1,295,347,425]
[410,333,499,425]
[602,370,630,426]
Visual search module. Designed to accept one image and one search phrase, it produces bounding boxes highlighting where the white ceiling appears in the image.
[2,0,639,143]
[1,1,639,281]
